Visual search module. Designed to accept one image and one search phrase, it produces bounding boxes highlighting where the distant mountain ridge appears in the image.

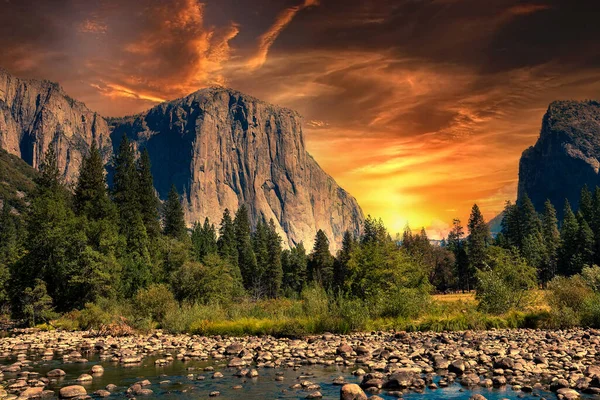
[0,69,364,249]
[518,100,600,217]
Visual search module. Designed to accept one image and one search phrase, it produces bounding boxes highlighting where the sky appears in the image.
[1,0,600,238]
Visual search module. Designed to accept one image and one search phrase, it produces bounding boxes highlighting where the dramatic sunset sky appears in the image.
[2,0,599,237]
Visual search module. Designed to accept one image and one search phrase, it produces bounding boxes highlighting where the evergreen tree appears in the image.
[234,205,257,291]
[163,184,187,240]
[137,149,161,239]
[577,212,594,269]
[112,135,151,295]
[191,218,217,261]
[593,187,600,265]
[217,209,238,268]
[519,195,542,240]
[17,147,91,310]
[447,218,469,291]
[540,200,560,284]
[251,219,269,298]
[333,231,356,292]
[74,142,113,221]
[282,243,308,294]
[579,186,594,224]
[265,219,283,298]
[559,200,580,276]
[309,230,334,287]
[500,201,522,248]
[467,204,489,279]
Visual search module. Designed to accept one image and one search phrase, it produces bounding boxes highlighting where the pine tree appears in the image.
[74,142,114,221]
[593,187,600,265]
[251,219,269,298]
[500,201,522,248]
[309,229,334,287]
[577,212,594,269]
[559,200,580,276]
[448,218,469,291]
[579,186,594,224]
[191,218,217,261]
[234,205,257,291]
[333,231,355,292]
[137,149,161,239]
[18,147,90,310]
[519,194,542,239]
[265,219,283,298]
[540,200,560,284]
[282,243,308,294]
[467,204,489,275]
[112,135,151,295]
[163,185,187,240]
[217,209,238,269]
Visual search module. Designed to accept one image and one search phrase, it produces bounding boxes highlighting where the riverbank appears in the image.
[0,329,597,399]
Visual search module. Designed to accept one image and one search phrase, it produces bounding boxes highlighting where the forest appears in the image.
[1,136,600,335]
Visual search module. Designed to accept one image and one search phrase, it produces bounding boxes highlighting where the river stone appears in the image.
[340,383,367,400]
[557,388,581,399]
[75,374,92,382]
[93,390,110,398]
[47,369,66,378]
[59,385,86,399]
[19,387,43,399]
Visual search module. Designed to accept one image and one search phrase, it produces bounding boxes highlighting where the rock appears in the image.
[557,388,580,400]
[449,359,466,375]
[384,372,413,389]
[336,344,353,357]
[58,385,86,399]
[90,365,104,374]
[306,392,322,399]
[225,343,243,355]
[93,390,110,398]
[46,369,66,378]
[551,379,570,391]
[19,387,43,399]
[470,395,487,400]
[75,374,92,382]
[209,391,220,397]
[518,100,600,218]
[0,69,112,184]
[105,385,117,392]
[340,383,368,400]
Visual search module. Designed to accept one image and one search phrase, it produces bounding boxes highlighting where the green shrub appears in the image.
[134,284,178,324]
[476,248,537,314]
[301,284,329,317]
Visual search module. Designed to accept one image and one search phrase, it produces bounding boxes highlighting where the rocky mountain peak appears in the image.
[518,100,600,217]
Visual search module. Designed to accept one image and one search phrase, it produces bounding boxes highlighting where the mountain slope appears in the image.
[110,87,364,249]
[0,68,112,182]
[518,100,600,217]
[0,148,37,212]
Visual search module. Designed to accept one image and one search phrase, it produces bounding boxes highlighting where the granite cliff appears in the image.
[0,68,112,182]
[0,70,364,249]
[518,100,600,217]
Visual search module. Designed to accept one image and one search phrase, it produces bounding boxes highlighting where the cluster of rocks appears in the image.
[0,328,598,399]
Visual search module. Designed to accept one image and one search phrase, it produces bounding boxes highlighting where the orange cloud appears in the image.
[508,3,552,16]
[247,0,319,70]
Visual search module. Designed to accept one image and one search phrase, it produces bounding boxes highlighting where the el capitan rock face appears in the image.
[0,69,364,249]
[110,87,364,249]
[518,100,600,217]
[0,68,112,182]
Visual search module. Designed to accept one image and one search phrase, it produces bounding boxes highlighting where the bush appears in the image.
[301,284,329,317]
[374,288,431,319]
[476,248,537,314]
[134,284,178,325]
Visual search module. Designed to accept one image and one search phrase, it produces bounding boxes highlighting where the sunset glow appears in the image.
[2,0,599,238]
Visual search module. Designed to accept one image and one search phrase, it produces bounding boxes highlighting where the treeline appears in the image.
[0,137,431,326]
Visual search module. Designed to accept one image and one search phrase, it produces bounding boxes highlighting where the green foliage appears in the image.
[282,243,308,294]
[468,203,490,271]
[134,283,178,325]
[22,279,56,327]
[162,184,187,240]
[476,247,537,314]
[309,229,334,287]
[191,218,217,261]
[137,149,161,239]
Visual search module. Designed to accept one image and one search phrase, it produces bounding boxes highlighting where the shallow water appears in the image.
[1,353,578,399]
